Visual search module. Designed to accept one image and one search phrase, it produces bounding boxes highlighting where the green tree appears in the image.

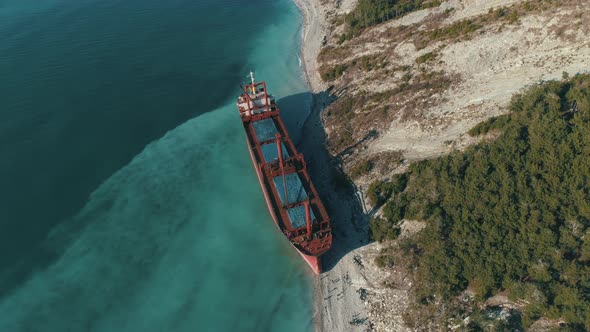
[379,74,590,329]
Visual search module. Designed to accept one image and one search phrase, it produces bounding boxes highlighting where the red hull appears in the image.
[298,251,321,275]
[237,79,332,275]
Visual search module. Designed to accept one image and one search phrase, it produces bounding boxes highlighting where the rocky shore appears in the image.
[292,1,384,331]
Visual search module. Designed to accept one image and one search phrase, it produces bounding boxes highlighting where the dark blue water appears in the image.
[1,0,263,269]
[0,0,313,330]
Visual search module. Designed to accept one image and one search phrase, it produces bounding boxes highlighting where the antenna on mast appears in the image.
[249,71,256,94]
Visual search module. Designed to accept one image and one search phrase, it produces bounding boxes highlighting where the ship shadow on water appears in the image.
[278,90,370,273]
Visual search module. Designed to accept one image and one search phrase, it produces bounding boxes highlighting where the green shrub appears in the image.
[415,51,438,64]
[379,74,590,329]
[352,54,388,71]
[367,174,408,206]
[319,63,347,81]
[341,0,443,42]
[350,159,374,178]
[428,19,482,41]
[383,193,409,224]
[505,10,520,23]
[467,114,511,136]
[370,217,401,242]
[375,254,396,268]
[391,173,409,192]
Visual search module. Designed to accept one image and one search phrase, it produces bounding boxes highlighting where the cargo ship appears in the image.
[236,73,332,274]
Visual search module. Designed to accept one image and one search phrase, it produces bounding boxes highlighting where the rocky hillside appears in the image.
[309,1,590,331]
[318,0,590,185]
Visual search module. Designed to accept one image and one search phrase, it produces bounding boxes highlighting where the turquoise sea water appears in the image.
[0,0,313,331]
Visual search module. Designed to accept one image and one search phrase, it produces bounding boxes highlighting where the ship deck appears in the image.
[237,80,332,264]
[251,118,317,229]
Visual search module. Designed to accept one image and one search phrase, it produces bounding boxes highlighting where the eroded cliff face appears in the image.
[318,0,590,186]
[310,2,590,330]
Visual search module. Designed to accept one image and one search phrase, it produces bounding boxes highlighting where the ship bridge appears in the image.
[237,72,276,117]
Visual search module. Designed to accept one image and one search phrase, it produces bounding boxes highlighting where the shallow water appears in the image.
[0,0,314,330]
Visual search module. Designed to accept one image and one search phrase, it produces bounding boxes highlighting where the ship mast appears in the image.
[249,71,256,94]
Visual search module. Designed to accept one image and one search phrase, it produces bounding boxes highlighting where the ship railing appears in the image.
[242,109,276,123]
[240,82,271,115]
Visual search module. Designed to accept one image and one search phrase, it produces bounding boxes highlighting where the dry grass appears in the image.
[318,0,586,160]
[348,150,403,179]
[324,68,459,155]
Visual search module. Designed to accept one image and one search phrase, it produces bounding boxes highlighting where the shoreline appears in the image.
[291,1,374,331]
[289,0,590,330]
[291,0,326,94]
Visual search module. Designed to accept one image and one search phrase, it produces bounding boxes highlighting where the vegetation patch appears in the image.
[349,151,403,179]
[370,217,401,242]
[373,150,404,174]
[339,0,442,42]
[372,74,590,329]
[319,63,347,82]
[491,6,520,24]
[351,54,388,72]
[350,159,374,178]
[324,69,457,154]
[370,70,452,104]
[415,51,438,64]
[416,18,483,49]
[318,54,388,83]
[318,45,352,63]
[375,253,396,268]
[412,1,560,49]
[367,173,408,206]
[468,114,511,136]
[429,19,482,40]
[412,0,576,50]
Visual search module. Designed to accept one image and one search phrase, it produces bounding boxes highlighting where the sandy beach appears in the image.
[291,0,326,93]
